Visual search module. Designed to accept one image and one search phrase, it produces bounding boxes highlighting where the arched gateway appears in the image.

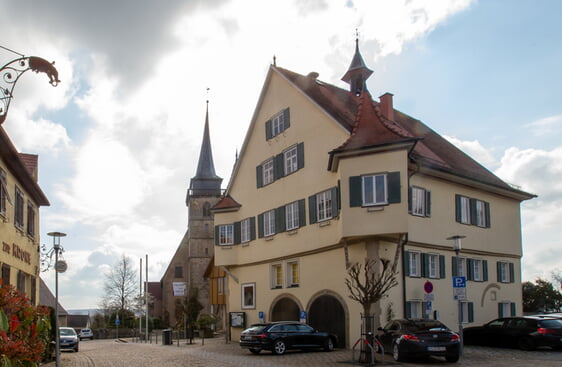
[308,294,347,348]
[271,296,300,321]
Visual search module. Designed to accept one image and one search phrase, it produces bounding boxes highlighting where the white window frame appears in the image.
[218,224,234,245]
[217,277,224,295]
[475,199,487,227]
[284,145,298,175]
[459,196,471,224]
[362,174,387,206]
[263,209,275,237]
[241,283,256,309]
[287,260,299,287]
[316,190,333,222]
[408,300,423,318]
[428,253,439,279]
[262,159,274,186]
[272,111,285,137]
[411,186,427,216]
[472,259,483,281]
[499,302,513,317]
[285,201,299,230]
[461,301,470,323]
[499,262,510,283]
[271,263,283,289]
[456,257,467,277]
[241,218,251,243]
[408,251,421,277]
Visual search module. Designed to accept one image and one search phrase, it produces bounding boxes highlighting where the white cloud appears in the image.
[444,135,498,169]
[525,114,562,137]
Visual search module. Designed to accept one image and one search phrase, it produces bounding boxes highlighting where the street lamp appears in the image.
[47,232,67,367]
[447,235,466,357]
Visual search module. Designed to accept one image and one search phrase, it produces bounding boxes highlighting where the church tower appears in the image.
[160,100,223,327]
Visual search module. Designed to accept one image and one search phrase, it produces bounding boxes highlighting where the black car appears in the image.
[463,316,562,350]
[377,319,460,362]
[239,321,337,355]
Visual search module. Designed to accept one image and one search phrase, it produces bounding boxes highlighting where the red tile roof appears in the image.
[212,195,241,212]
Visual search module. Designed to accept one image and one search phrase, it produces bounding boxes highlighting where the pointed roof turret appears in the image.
[341,36,373,95]
[188,101,222,199]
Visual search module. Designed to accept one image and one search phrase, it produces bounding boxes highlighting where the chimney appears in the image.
[379,93,394,121]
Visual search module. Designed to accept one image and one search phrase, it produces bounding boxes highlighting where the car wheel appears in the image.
[392,342,404,362]
[273,340,287,355]
[249,348,261,355]
[517,337,535,351]
[445,354,460,363]
[324,337,335,352]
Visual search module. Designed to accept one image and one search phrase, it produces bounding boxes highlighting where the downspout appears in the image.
[401,234,408,318]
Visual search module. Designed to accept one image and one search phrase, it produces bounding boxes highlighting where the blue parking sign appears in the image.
[452,276,466,288]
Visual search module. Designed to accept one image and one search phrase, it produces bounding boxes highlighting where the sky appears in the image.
[1,0,561,310]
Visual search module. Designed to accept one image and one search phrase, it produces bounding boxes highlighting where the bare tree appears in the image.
[101,254,138,314]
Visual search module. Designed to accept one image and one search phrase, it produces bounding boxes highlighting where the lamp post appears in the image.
[47,232,66,367]
[447,235,466,357]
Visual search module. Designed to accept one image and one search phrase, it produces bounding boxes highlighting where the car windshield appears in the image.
[538,319,562,328]
[405,320,448,332]
[60,328,76,336]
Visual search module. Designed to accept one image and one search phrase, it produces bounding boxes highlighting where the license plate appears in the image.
[427,346,446,352]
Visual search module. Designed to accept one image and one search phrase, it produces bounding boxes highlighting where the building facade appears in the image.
[0,125,50,305]
[212,41,535,347]
[160,103,223,327]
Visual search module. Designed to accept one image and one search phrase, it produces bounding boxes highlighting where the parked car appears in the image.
[463,316,562,350]
[376,319,460,362]
[59,327,79,352]
[79,328,94,340]
[530,313,562,319]
[239,321,337,355]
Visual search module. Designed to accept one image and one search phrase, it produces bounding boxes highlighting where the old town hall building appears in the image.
[212,40,535,347]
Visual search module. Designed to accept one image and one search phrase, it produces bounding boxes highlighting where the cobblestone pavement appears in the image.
[43,336,562,367]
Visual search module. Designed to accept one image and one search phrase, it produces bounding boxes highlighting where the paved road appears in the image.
[44,336,562,367]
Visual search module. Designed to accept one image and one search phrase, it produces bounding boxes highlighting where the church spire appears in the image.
[188,99,222,199]
[341,32,373,96]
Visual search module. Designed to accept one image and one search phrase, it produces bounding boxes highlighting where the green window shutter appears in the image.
[439,255,446,279]
[349,176,363,207]
[407,186,412,213]
[468,302,474,323]
[283,108,290,130]
[425,190,432,217]
[257,213,264,238]
[421,253,429,278]
[469,198,477,225]
[452,256,458,277]
[265,119,273,140]
[406,301,413,319]
[467,258,474,281]
[298,199,306,227]
[250,217,256,241]
[297,142,305,170]
[510,302,516,316]
[498,303,503,318]
[483,260,488,281]
[497,262,502,282]
[404,251,411,277]
[387,171,401,204]
[276,206,286,233]
[308,194,317,224]
[214,226,220,245]
[274,153,284,180]
[455,194,462,223]
[331,186,340,217]
[485,201,491,228]
[256,165,263,188]
[509,263,515,283]
[233,221,241,244]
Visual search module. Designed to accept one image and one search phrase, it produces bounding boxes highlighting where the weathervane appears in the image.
[0,45,61,124]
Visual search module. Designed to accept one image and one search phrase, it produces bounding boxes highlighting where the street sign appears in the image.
[300,311,307,320]
[423,293,435,301]
[454,288,467,301]
[453,276,466,288]
[424,281,434,293]
[426,301,432,310]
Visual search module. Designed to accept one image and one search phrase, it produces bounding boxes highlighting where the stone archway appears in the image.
[270,296,300,322]
[308,293,347,348]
